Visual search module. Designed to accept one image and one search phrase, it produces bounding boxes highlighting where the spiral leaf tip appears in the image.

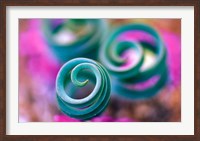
[56,58,111,120]
[99,24,168,99]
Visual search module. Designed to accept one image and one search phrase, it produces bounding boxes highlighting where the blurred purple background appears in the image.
[19,19,181,122]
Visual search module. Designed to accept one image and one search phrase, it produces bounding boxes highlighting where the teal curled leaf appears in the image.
[56,58,111,120]
[99,23,168,99]
[42,19,107,63]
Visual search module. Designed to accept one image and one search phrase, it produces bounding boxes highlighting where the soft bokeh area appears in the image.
[19,19,181,122]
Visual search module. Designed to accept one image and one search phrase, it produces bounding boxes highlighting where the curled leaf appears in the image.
[56,58,111,120]
[100,24,168,99]
[42,19,107,62]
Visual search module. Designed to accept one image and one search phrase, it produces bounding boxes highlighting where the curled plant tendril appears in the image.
[42,19,107,63]
[56,58,111,120]
[100,24,168,99]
